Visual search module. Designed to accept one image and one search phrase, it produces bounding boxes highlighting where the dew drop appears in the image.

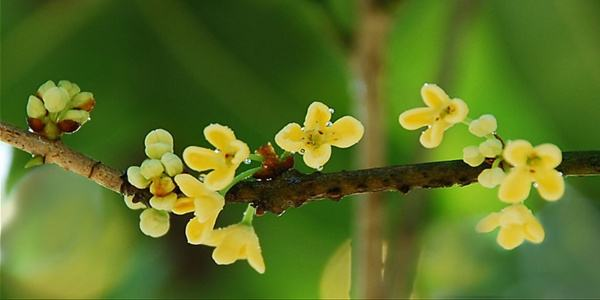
[214,149,220,153]
[299,149,306,154]
[533,182,539,188]
[277,210,287,217]
[244,158,252,165]
[326,121,333,127]
[328,108,335,114]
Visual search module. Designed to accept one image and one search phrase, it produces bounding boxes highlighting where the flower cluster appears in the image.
[26,80,95,140]
[399,84,565,249]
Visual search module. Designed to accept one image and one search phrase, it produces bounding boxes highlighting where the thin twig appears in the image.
[2,121,599,215]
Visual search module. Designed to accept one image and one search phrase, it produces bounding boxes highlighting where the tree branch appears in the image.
[2,121,599,214]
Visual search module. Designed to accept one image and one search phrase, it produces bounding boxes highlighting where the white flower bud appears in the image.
[27,96,47,118]
[149,193,177,211]
[42,86,70,113]
[469,114,497,137]
[161,152,183,176]
[477,167,506,188]
[58,80,81,97]
[127,166,150,189]
[139,208,170,238]
[140,159,164,180]
[145,129,174,159]
[479,138,503,158]
[463,146,485,167]
[124,194,146,210]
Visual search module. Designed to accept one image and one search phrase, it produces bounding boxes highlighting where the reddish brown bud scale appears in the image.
[57,120,81,133]
[27,117,45,133]
[253,143,294,180]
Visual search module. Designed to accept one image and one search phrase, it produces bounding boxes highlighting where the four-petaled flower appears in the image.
[275,102,364,169]
[498,140,564,203]
[476,204,544,250]
[206,223,265,274]
[399,84,468,148]
[174,174,225,245]
[183,124,250,191]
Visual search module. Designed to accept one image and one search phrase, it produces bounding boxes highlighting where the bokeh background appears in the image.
[2,0,600,298]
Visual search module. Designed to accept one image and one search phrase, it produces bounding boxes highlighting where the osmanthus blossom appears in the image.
[476,203,544,250]
[498,140,564,203]
[275,101,364,169]
[183,124,250,191]
[174,174,225,245]
[205,222,265,274]
[399,84,469,148]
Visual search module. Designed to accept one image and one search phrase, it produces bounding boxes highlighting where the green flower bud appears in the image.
[59,109,90,124]
[27,96,47,118]
[127,166,150,189]
[149,193,177,211]
[43,122,61,140]
[42,87,70,113]
[37,80,56,97]
[58,80,81,97]
[140,159,164,180]
[71,92,95,111]
[124,194,147,210]
[161,152,183,176]
[144,129,173,159]
[139,208,170,238]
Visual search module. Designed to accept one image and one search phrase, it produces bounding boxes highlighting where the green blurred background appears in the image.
[1,0,600,298]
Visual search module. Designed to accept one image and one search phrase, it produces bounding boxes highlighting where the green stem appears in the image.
[248,153,264,162]
[460,117,473,126]
[241,204,256,225]
[492,156,503,169]
[220,166,262,195]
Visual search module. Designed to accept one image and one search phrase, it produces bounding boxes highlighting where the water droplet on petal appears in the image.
[328,108,335,114]
[244,158,252,165]
[326,121,333,127]
[299,149,305,154]
[214,149,220,153]
[301,126,305,131]
[277,210,287,217]
[533,182,539,188]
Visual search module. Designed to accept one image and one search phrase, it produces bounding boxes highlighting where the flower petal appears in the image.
[463,145,485,167]
[212,233,242,265]
[174,174,213,198]
[443,99,469,124]
[204,124,236,150]
[524,217,545,243]
[498,167,532,203]
[304,102,331,130]
[139,208,170,238]
[245,234,265,274]
[183,146,224,172]
[149,193,177,211]
[172,197,195,215]
[534,169,565,201]
[303,144,332,169]
[534,143,562,169]
[419,121,449,149]
[205,166,236,191]
[503,140,533,167]
[185,216,217,245]
[468,114,497,137]
[275,123,305,153]
[421,83,449,108]
[228,139,250,165]
[497,225,525,250]
[193,194,224,223]
[398,107,436,130]
[329,116,364,148]
[476,212,500,233]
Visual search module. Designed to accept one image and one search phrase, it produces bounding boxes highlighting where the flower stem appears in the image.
[241,204,255,225]
[221,166,262,195]
[248,153,264,162]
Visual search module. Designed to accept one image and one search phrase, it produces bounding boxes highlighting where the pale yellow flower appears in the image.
[469,114,497,137]
[399,84,469,148]
[145,129,174,159]
[498,140,564,202]
[185,215,218,245]
[275,102,364,169]
[476,204,544,250]
[183,124,250,191]
[123,194,146,210]
[478,167,506,188]
[208,223,265,274]
[463,145,485,167]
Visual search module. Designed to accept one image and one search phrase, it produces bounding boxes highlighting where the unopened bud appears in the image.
[127,166,150,189]
[479,138,503,158]
[139,208,170,238]
[59,109,90,124]
[463,146,484,167]
[27,96,47,118]
[42,86,69,113]
[71,92,96,111]
[144,129,174,159]
[150,176,176,196]
[140,159,164,179]
[161,152,183,176]
[58,80,81,97]
[36,80,56,97]
[149,193,177,211]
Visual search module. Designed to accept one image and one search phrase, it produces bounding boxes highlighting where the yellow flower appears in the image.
[498,140,564,202]
[275,102,364,169]
[399,84,469,148]
[183,124,250,191]
[174,174,225,244]
[476,204,544,250]
[208,223,265,274]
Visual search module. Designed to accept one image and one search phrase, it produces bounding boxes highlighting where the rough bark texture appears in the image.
[2,121,600,215]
